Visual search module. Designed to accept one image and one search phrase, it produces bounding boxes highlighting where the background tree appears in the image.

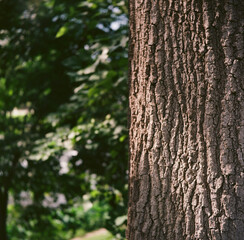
[127,0,244,239]
[0,0,128,239]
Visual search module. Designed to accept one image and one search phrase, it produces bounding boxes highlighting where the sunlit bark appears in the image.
[127,0,244,239]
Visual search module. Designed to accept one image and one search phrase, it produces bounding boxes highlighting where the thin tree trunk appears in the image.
[127,0,244,239]
[0,152,19,240]
[0,189,8,240]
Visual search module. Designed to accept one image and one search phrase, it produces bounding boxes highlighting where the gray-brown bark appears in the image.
[127,0,244,239]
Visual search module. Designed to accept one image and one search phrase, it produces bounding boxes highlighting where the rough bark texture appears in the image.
[127,0,244,239]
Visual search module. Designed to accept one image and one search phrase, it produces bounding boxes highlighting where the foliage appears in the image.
[8,197,113,239]
[0,0,128,239]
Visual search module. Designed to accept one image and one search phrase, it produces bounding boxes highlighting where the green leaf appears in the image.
[119,135,127,142]
[55,26,68,38]
[115,215,127,226]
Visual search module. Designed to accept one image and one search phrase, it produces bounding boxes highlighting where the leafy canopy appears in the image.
[0,0,128,238]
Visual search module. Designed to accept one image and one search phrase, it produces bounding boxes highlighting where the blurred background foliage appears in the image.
[0,0,128,239]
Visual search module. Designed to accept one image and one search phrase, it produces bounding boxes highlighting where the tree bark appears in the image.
[127,0,244,239]
[0,189,8,240]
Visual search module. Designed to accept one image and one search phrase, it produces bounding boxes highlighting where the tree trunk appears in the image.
[0,189,8,240]
[127,0,244,239]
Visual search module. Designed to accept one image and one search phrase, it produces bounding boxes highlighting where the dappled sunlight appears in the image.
[0,0,128,239]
